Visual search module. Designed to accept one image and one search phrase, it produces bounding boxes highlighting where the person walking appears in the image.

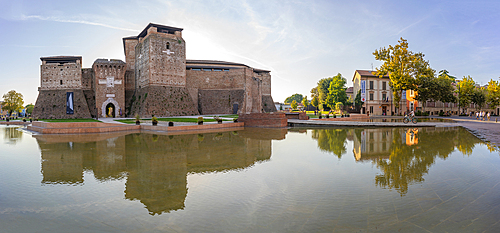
[476,111,479,120]
[487,112,491,121]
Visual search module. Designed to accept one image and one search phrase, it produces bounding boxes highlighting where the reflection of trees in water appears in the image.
[3,127,23,144]
[311,129,347,158]
[310,127,484,196]
[374,127,482,196]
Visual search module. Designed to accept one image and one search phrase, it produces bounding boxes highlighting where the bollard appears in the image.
[496,118,498,123]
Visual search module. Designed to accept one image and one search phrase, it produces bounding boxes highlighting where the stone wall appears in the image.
[128,86,199,117]
[148,33,186,87]
[198,89,244,115]
[83,90,97,117]
[123,38,138,71]
[186,68,246,89]
[40,62,82,90]
[32,89,91,119]
[135,31,186,88]
[238,112,287,128]
[262,95,277,112]
[81,68,93,90]
[244,74,262,113]
[257,71,272,95]
[135,38,150,89]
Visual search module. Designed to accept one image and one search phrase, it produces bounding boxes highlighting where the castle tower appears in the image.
[124,23,198,117]
[32,56,91,119]
[92,59,126,118]
[135,23,186,88]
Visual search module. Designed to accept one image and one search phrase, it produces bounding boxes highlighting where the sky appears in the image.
[1,0,500,104]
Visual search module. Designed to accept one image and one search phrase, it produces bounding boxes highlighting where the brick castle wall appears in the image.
[238,112,287,128]
[262,95,277,112]
[128,86,198,117]
[198,89,244,114]
[32,89,91,119]
[40,62,82,90]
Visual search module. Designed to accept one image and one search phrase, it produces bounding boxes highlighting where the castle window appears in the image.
[213,69,223,71]
[166,42,170,50]
[60,80,63,85]
[192,68,201,71]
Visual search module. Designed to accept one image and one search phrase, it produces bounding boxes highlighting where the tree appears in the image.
[317,77,334,105]
[354,90,363,111]
[311,96,319,110]
[457,76,476,111]
[310,87,318,99]
[325,73,347,110]
[2,90,24,117]
[416,70,456,112]
[435,71,457,111]
[486,79,500,110]
[291,100,298,110]
[301,96,309,110]
[284,93,303,104]
[472,88,487,110]
[415,75,437,112]
[25,104,34,116]
[335,102,344,114]
[373,38,435,112]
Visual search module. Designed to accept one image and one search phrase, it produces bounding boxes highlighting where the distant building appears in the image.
[346,87,354,101]
[352,70,394,115]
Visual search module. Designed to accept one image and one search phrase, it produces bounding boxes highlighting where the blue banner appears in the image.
[66,92,74,114]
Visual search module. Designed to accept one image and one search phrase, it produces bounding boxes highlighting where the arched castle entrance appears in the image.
[101,98,120,118]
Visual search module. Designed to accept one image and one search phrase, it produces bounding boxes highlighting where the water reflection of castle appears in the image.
[36,129,286,215]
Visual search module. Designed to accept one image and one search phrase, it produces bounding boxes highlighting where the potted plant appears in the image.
[168,121,174,126]
[29,117,32,122]
[135,114,140,125]
[214,116,223,124]
[22,118,26,122]
[151,115,158,126]
[233,118,238,123]
[318,113,322,119]
[326,114,329,118]
[197,116,204,125]
[6,117,9,122]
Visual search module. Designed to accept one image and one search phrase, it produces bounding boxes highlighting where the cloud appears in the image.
[20,14,139,32]
[393,16,429,36]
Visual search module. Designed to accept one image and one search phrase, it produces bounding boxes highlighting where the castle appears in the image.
[33,23,276,119]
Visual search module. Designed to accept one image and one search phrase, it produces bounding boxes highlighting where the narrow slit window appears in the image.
[60,80,63,85]
[166,42,170,50]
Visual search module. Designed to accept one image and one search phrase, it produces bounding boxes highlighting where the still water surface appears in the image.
[0,126,499,232]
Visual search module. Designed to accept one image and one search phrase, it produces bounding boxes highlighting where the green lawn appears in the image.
[116,117,231,124]
[205,114,239,118]
[39,118,101,122]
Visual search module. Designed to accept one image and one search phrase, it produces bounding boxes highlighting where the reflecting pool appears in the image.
[1,126,499,232]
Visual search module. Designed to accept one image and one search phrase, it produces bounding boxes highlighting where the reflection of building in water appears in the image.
[3,127,23,145]
[405,128,418,146]
[36,129,284,215]
[353,128,394,161]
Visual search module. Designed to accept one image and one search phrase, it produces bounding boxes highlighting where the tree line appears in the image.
[284,37,500,114]
[1,90,33,119]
